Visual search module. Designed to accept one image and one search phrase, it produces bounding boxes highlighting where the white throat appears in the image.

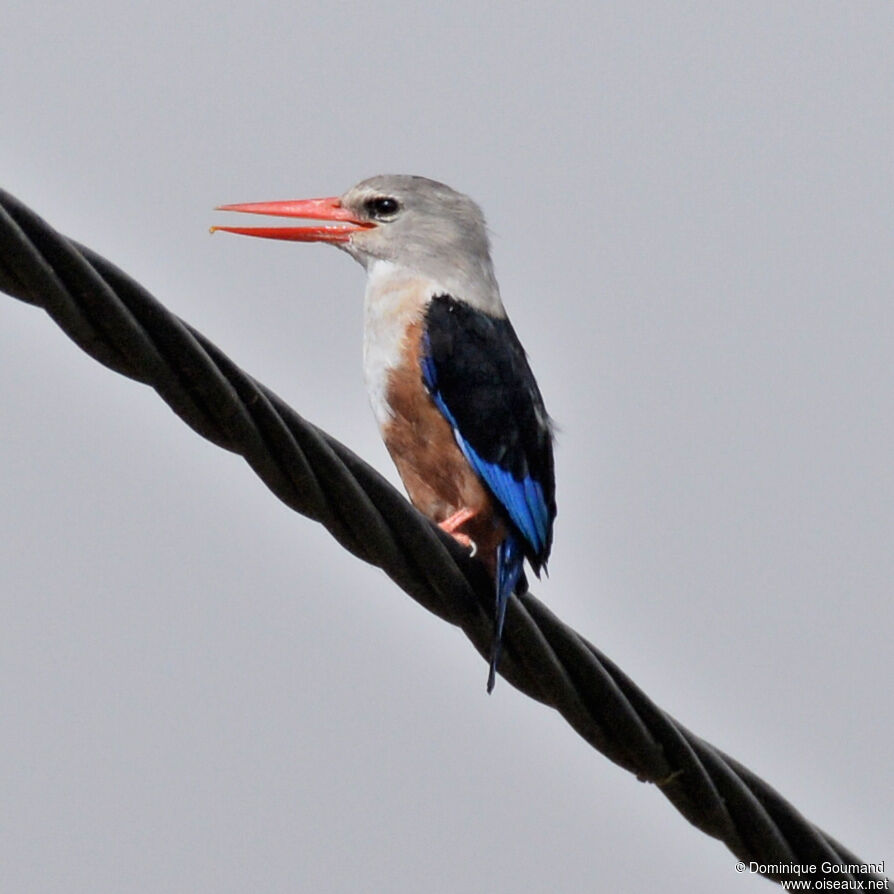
[362,260,432,429]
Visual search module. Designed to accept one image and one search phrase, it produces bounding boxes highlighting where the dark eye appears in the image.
[365,196,400,218]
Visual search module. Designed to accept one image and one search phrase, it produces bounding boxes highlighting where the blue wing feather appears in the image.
[425,375,549,558]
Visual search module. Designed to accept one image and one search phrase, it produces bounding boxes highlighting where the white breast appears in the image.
[362,260,436,430]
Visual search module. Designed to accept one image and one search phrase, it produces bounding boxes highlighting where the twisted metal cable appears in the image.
[0,188,884,889]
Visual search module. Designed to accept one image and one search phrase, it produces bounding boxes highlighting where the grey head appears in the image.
[339,175,504,316]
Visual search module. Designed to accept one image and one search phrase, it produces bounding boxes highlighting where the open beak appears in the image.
[210,196,373,244]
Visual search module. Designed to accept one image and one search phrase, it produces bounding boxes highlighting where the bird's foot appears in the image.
[449,532,477,557]
[440,506,476,533]
[439,508,478,557]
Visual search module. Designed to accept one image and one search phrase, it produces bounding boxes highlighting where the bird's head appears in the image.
[213,174,501,312]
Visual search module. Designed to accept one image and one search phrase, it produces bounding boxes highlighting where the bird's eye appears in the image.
[365,196,400,218]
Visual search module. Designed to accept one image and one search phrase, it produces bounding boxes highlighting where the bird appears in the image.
[212,175,556,692]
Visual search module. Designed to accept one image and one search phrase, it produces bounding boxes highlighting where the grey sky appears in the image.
[2,2,891,892]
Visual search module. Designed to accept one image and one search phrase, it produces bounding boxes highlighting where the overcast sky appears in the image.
[2,3,891,892]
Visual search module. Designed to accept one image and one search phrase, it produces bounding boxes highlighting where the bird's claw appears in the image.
[438,508,478,556]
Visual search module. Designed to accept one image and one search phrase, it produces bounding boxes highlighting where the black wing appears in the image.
[421,294,555,569]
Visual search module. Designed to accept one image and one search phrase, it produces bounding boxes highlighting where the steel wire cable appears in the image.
[0,188,884,889]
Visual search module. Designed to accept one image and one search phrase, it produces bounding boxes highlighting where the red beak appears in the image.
[210,196,373,244]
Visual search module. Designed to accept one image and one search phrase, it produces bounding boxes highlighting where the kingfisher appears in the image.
[213,175,556,692]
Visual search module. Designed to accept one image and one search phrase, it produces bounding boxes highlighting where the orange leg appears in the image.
[438,507,478,556]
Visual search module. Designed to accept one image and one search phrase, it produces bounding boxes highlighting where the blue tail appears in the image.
[487,535,525,693]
